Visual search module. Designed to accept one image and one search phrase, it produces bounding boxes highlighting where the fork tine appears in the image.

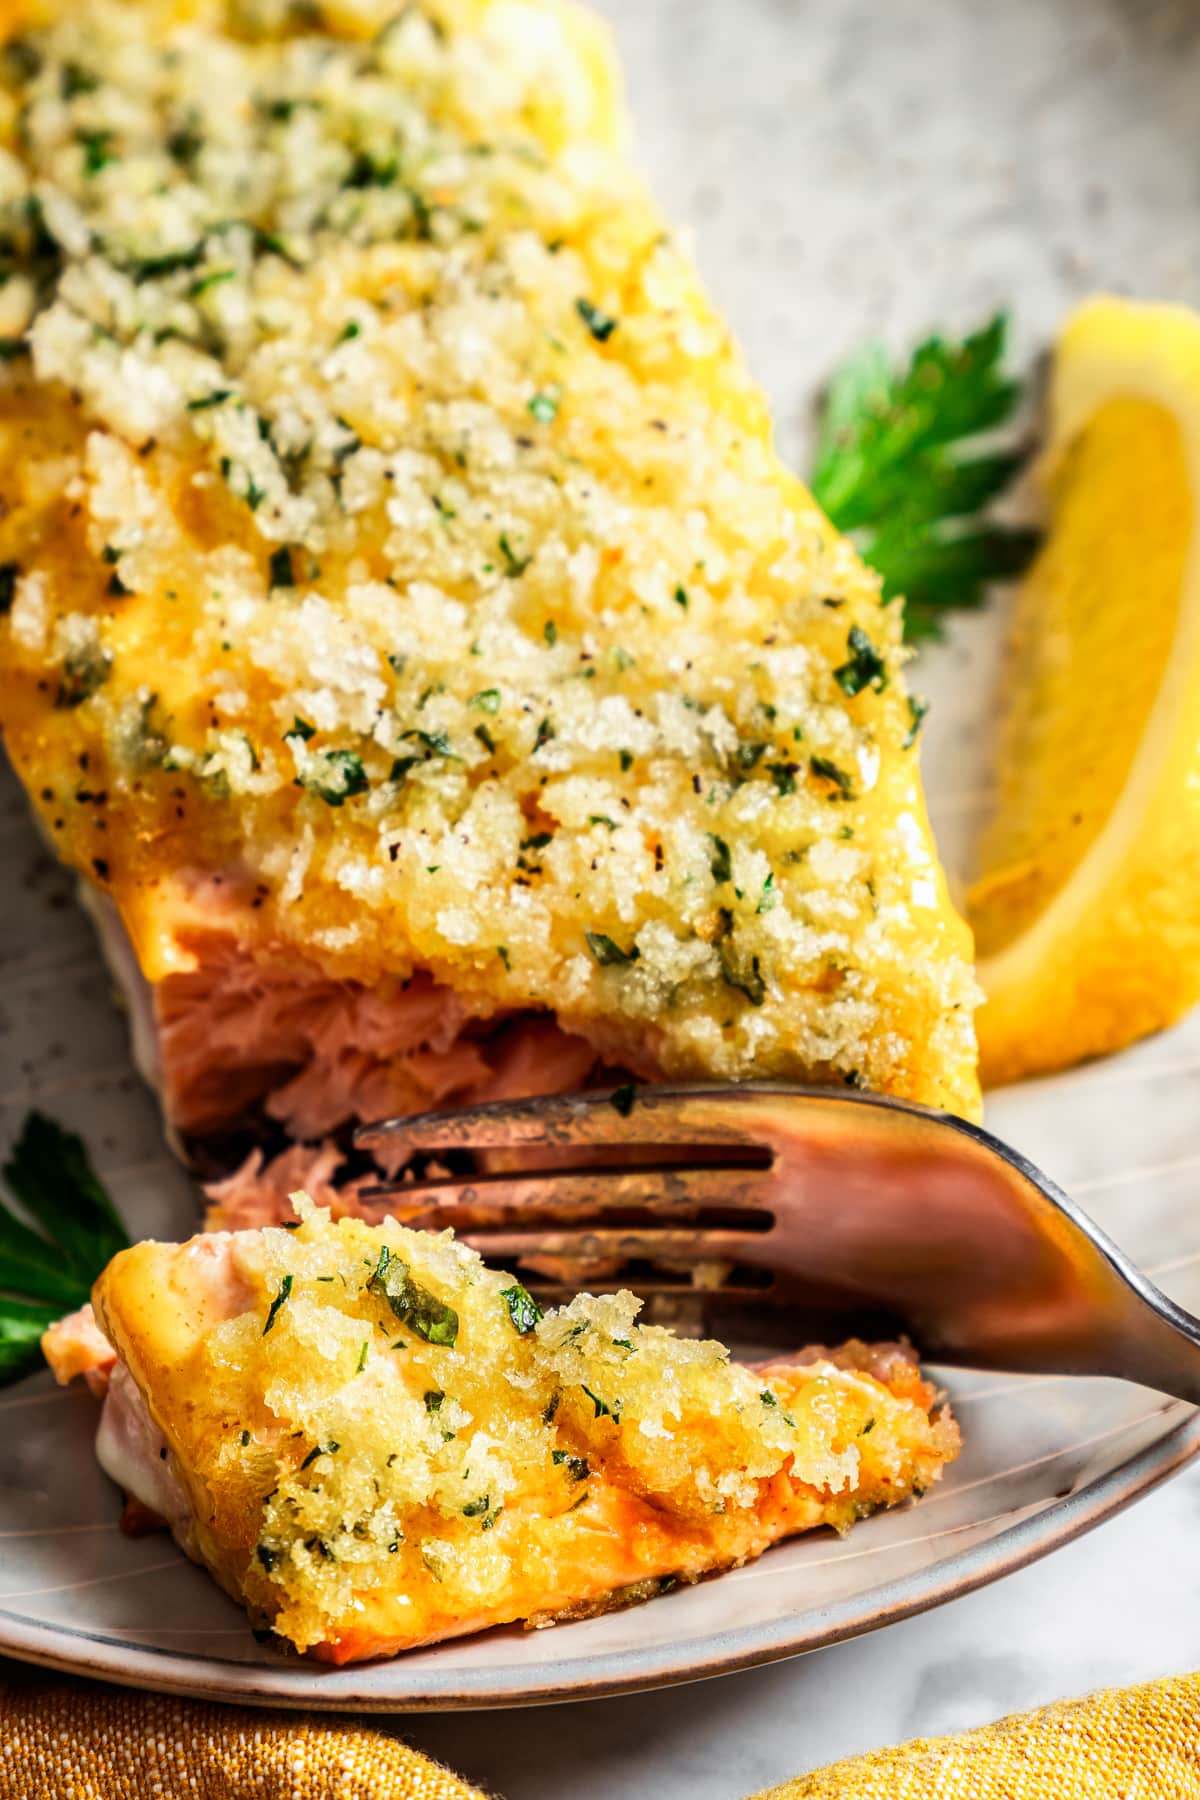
[357,1165,773,1214]
[355,1083,774,1155]
[457,1226,771,1266]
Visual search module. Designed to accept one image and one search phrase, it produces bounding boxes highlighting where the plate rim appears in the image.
[1,1398,1195,1711]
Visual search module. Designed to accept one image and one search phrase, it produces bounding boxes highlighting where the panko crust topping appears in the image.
[93,1198,960,1658]
[0,0,979,1115]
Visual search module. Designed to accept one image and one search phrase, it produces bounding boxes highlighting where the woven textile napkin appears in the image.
[0,1674,487,1799]
[4,1668,1200,1796]
[751,1670,1200,1798]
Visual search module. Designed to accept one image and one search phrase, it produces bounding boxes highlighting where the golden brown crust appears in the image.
[92,1201,960,1662]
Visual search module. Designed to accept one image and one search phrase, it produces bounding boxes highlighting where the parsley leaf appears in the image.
[576,297,618,343]
[528,389,560,423]
[501,1283,543,1335]
[809,756,856,800]
[707,834,732,884]
[0,1113,131,1381]
[810,313,1038,640]
[294,748,368,807]
[834,626,888,697]
[268,546,295,589]
[262,1273,293,1335]
[586,930,639,968]
[582,1385,622,1423]
[368,1245,458,1347]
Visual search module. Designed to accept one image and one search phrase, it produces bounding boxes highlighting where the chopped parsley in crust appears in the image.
[0,0,979,1119]
[90,1198,961,1661]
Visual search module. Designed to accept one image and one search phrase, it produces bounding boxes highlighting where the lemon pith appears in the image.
[972,297,1200,1086]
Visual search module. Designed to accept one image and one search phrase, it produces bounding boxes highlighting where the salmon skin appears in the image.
[0,0,978,1226]
[70,1199,961,1663]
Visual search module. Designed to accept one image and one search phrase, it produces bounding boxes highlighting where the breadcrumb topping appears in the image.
[182,1196,957,1650]
[0,0,979,1114]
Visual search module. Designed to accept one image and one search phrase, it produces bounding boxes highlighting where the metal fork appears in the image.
[356,1082,1200,1402]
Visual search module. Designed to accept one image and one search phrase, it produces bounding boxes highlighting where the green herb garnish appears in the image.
[575,297,618,342]
[581,1385,621,1423]
[734,741,768,775]
[585,931,639,968]
[298,1440,338,1470]
[501,1283,543,1335]
[707,834,732,884]
[262,1273,293,1335]
[498,533,531,578]
[268,546,295,589]
[833,625,888,697]
[396,727,455,759]
[79,130,114,176]
[718,944,766,1008]
[189,269,236,298]
[187,388,233,412]
[809,756,855,800]
[294,748,369,807]
[0,1113,130,1382]
[463,1493,501,1530]
[903,694,930,749]
[55,643,113,710]
[368,1245,458,1347]
[810,313,1038,640]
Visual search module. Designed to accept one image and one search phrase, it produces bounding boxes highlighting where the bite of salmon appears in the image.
[45,1200,959,1663]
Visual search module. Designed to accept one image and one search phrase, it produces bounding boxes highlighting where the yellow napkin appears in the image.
[5,1668,1200,1797]
[0,1673,487,1800]
[751,1670,1200,1798]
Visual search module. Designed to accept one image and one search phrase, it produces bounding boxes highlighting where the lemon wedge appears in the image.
[971,296,1200,1086]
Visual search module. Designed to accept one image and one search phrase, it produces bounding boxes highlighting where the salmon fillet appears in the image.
[0,0,978,1214]
[82,1199,959,1662]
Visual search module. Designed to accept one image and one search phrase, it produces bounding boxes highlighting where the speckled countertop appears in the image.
[404,0,1200,1791]
[6,0,1200,1792]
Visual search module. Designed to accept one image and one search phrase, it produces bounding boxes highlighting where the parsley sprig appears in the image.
[0,1113,129,1382]
[810,313,1038,640]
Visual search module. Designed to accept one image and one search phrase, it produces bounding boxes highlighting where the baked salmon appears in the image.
[50,1199,959,1661]
[0,0,979,1223]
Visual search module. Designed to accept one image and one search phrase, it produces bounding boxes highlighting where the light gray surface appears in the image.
[401,0,1200,1790]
